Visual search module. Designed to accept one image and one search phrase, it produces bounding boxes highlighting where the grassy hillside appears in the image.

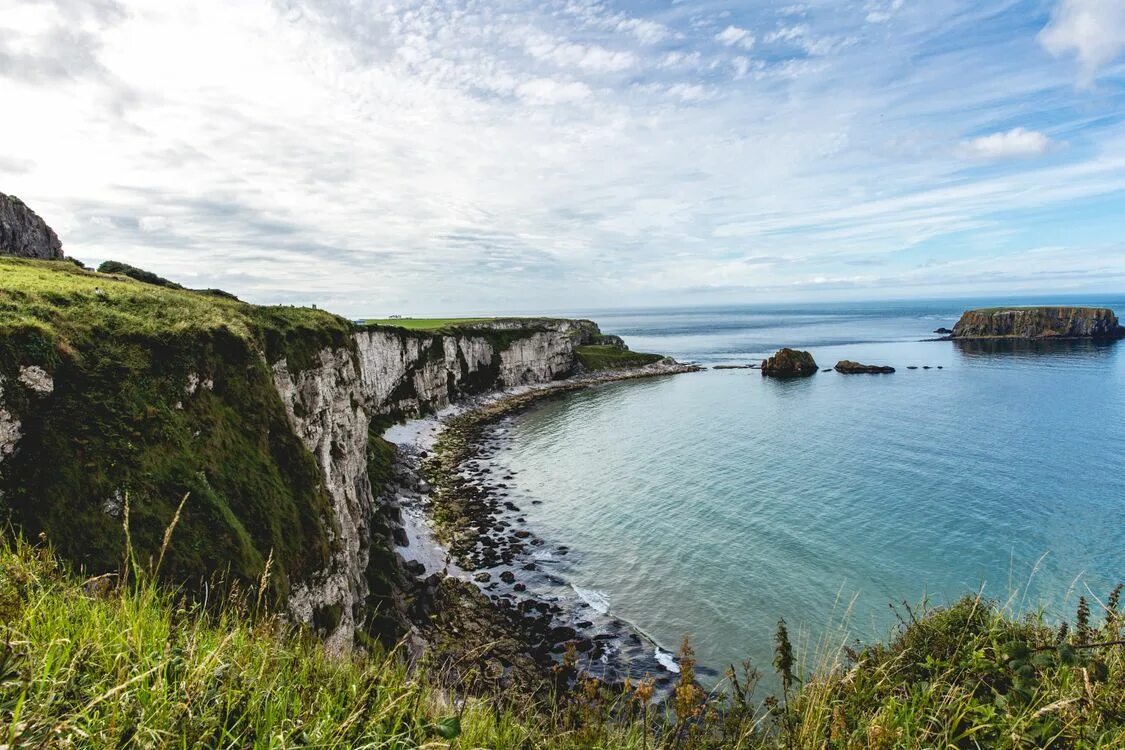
[2,536,1122,748]
[0,258,353,603]
[576,344,664,371]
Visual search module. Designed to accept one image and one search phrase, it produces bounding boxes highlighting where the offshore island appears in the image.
[2,193,1124,747]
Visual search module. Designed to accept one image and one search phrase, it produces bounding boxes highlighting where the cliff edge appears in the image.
[950,306,1124,340]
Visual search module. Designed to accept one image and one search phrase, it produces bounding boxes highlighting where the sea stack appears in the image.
[761,348,818,378]
[950,307,1124,340]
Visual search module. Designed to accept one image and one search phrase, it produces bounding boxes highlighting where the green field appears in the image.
[363,317,498,330]
[575,344,664,371]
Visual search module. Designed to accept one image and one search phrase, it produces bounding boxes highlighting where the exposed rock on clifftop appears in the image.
[951,307,1124,339]
[761,348,817,378]
[0,193,63,260]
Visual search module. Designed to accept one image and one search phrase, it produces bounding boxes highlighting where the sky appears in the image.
[1,0,1124,316]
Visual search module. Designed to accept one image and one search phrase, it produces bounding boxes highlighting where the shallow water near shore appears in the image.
[494,297,1125,678]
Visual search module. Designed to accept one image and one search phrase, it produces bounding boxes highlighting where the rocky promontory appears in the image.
[0,192,63,260]
[950,307,1124,340]
[761,348,817,378]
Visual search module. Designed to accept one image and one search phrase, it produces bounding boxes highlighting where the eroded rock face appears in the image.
[761,348,818,378]
[272,346,376,656]
[0,193,63,260]
[357,323,582,418]
[835,360,895,374]
[951,307,1124,339]
[271,320,603,648]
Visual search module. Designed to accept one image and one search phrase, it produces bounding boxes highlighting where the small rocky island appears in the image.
[761,348,818,377]
[948,306,1124,340]
[835,360,895,374]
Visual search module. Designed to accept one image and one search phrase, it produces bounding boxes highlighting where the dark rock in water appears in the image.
[821,368,833,373]
[761,348,818,378]
[907,366,918,370]
[933,327,954,334]
[923,366,931,369]
[549,626,578,643]
[392,526,409,546]
[937,366,943,369]
[474,572,492,583]
[499,570,516,584]
[522,563,537,571]
[514,583,526,592]
[0,193,64,259]
[712,364,755,369]
[835,360,895,374]
[951,307,1125,339]
[402,559,425,577]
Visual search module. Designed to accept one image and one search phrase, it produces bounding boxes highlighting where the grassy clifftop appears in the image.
[0,258,354,602]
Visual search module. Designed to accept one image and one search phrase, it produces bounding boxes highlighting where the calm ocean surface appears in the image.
[495,297,1125,677]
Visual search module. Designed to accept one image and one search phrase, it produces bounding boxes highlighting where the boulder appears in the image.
[933,327,953,335]
[0,193,63,259]
[835,360,895,374]
[761,348,818,378]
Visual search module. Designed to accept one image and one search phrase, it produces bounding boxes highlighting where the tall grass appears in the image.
[1,523,1122,748]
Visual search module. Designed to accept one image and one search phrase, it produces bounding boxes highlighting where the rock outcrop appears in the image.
[835,360,895,374]
[761,348,818,378]
[0,193,63,259]
[950,307,1124,339]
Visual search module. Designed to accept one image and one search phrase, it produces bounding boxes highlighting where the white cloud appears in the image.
[1040,0,1125,85]
[522,32,636,73]
[961,128,1057,160]
[715,25,755,50]
[515,77,592,104]
[865,0,905,24]
[138,216,170,232]
[0,0,1122,312]
[615,18,670,45]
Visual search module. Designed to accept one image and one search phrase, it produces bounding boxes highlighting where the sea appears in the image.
[485,296,1125,680]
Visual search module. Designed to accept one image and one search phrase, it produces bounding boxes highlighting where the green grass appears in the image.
[0,258,355,605]
[575,345,664,371]
[363,317,499,331]
[2,535,1123,748]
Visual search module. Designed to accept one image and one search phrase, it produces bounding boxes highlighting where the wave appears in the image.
[654,647,680,674]
[571,584,611,615]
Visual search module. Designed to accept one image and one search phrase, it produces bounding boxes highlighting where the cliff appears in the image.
[0,258,648,650]
[0,193,64,260]
[951,306,1124,339]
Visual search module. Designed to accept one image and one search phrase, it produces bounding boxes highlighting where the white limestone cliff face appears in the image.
[356,322,582,418]
[271,346,375,655]
[270,321,590,647]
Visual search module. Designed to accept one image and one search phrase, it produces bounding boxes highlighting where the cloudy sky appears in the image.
[1,0,1124,315]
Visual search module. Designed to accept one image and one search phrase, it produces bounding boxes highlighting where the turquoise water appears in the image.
[496,298,1125,677]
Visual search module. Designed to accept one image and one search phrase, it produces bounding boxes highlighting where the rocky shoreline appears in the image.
[381,359,702,694]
